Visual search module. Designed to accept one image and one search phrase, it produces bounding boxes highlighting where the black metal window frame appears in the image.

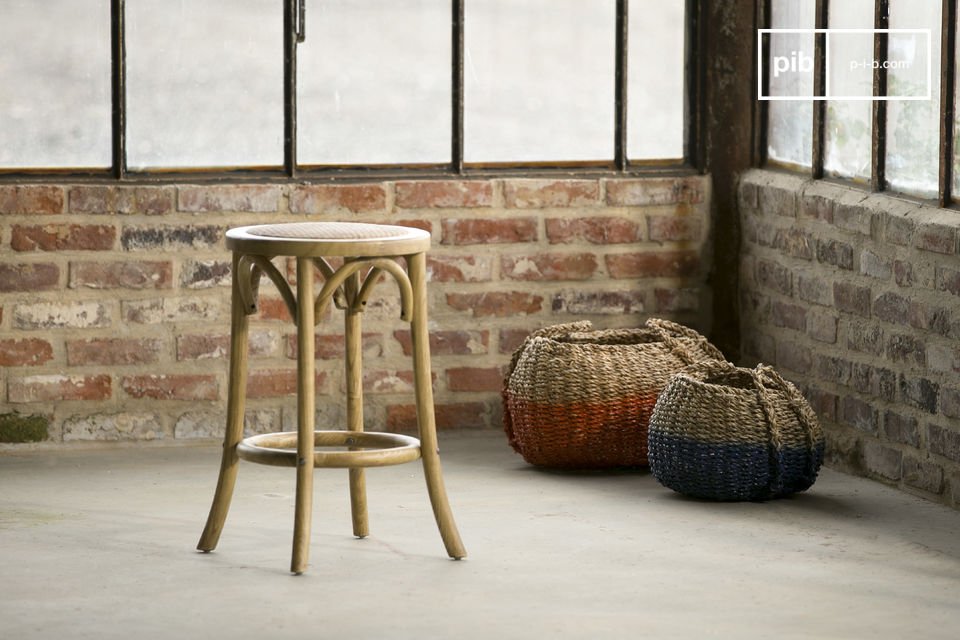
[759,0,958,208]
[0,0,705,184]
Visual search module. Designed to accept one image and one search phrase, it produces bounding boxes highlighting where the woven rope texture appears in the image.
[502,318,725,469]
[648,361,825,501]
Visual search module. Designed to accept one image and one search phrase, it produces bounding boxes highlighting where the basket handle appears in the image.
[748,364,822,496]
[645,318,726,365]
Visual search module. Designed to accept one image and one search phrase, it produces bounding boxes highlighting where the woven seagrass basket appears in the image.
[648,361,825,501]
[503,318,725,469]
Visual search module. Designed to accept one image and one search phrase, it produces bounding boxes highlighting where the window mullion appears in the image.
[871,0,889,192]
[453,0,464,174]
[615,0,628,170]
[939,0,957,206]
[112,0,127,179]
[812,0,828,179]
[285,0,299,177]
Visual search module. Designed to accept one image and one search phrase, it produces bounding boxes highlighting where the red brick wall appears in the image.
[0,175,712,443]
[739,169,960,508]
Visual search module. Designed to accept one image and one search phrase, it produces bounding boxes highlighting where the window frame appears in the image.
[0,0,704,184]
[760,0,958,208]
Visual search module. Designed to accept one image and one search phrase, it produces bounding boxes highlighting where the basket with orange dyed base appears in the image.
[503,318,725,469]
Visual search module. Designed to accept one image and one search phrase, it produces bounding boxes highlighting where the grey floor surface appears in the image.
[2,430,959,640]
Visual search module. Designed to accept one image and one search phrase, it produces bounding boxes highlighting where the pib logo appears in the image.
[772,49,814,79]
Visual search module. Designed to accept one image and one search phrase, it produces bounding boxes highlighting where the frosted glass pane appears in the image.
[766,0,815,168]
[465,0,615,163]
[298,0,449,165]
[823,0,873,181]
[627,0,685,160]
[127,0,283,170]
[885,0,940,198]
[0,0,111,168]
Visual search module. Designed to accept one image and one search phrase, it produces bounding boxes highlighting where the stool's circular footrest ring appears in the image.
[237,430,422,468]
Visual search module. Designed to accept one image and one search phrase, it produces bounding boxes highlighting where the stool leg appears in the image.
[198,252,250,552]
[407,252,467,560]
[291,257,316,575]
[344,273,369,538]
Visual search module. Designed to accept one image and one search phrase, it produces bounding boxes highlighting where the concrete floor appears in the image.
[2,431,959,640]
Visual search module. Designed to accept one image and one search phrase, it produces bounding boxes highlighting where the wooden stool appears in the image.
[197,221,466,574]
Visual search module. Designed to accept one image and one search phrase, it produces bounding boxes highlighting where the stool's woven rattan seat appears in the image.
[197,221,466,574]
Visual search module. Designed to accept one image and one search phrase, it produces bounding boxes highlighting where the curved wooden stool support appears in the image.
[197,222,466,575]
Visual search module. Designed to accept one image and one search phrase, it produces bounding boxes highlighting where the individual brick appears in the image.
[872,292,910,325]
[66,338,162,366]
[499,328,533,354]
[859,249,891,280]
[440,218,537,245]
[833,282,871,317]
[648,216,704,243]
[893,260,914,287]
[552,290,647,315]
[395,180,493,209]
[503,179,599,208]
[902,456,944,494]
[13,301,110,330]
[755,259,792,295]
[941,387,960,419]
[775,228,814,260]
[841,396,878,434]
[845,322,884,355]
[177,185,280,212]
[885,214,915,246]
[927,343,960,374]
[804,387,838,422]
[0,338,54,366]
[882,410,919,447]
[0,263,60,292]
[0,185,64,215]
[653,288,699,313]
[833,203,874,236]
[815,354,853,386]
[935,266,960,296]
[605,251,700,279]
[502,253,598,281]
[776,341,811,374]
[545,217,643,245]
[771,300,807,331]
[180,260,231,289]
[362,370,418,394]
[797,273,833,306]
[759,184,798,218]
[604,177,705,206]
[12,224,116,252]
[899,375,939,414]
[63,413,165,441]
[122,374,219,401]
[799,193,833,222]
[915,222,957,255]
[70,261,172,290]
[288,184,387,214]
[446,367,505,392]
[121,225,222,251]
[928,423,960,462]
[426,255,494,282]
[806,312,838,343]
[862,441,902,480]
[8,374,111,402]
[445,292,543,318]
[385,401,488,431]
[243,370,325,399]
[122,297,224,324]
[816,239,854,269]
[886,333,926,366]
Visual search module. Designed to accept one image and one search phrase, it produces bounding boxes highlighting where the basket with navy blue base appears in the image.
[648,361,825,501]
